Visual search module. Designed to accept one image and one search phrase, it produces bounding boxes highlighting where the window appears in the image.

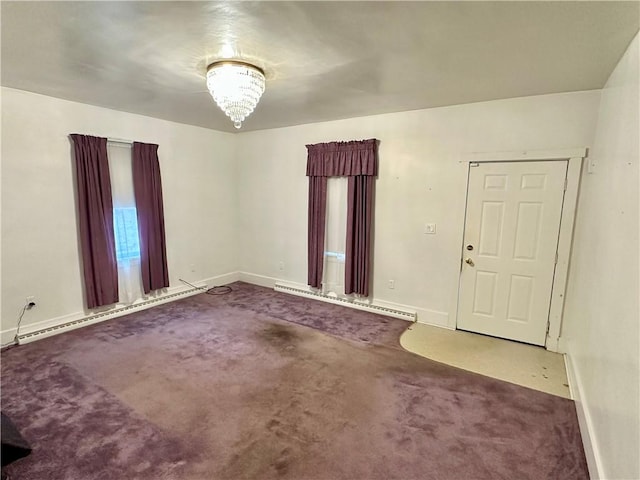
[108,141,143,304]
[113,207,140,260]
[323,177,348,296]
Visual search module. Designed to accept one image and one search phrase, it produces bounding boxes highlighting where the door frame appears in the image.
[453,148,586,352]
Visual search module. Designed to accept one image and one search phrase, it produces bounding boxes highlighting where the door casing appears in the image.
[452,148,586,352]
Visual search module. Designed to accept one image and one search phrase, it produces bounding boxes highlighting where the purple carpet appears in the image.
[1,282,588,479]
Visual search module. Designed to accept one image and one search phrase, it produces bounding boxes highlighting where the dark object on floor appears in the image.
[1,412,32,467]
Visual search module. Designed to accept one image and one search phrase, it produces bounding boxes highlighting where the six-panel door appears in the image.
[457,161,567,346]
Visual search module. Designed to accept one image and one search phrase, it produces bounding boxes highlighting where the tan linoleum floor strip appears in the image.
[400,323,570,399]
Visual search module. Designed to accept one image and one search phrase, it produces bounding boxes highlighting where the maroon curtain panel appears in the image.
[70,134,119,309]
[132,142,169,294]
[345,175,374,296]
[307,176,328,288]
[306,139,378,295]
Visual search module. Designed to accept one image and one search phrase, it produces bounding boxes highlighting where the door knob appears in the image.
[465,258,475,266]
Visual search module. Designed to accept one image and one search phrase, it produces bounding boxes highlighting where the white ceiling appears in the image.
[2,1,638,133]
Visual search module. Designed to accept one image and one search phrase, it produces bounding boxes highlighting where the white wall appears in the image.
[1,87,238,342]
[235,90,601,326]
[562,34,639,480]
[1,57,634,478]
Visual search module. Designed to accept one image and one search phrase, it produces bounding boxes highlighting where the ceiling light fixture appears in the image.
[206,60,265,129]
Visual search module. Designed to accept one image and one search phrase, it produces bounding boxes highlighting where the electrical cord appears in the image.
[15,302,36,340]
[179,278,232,296]
[3,303,32,349]
[206,285,233,295]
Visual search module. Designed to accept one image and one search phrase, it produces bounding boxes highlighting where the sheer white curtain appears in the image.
[108,142,143,305]
[323,177,348,297]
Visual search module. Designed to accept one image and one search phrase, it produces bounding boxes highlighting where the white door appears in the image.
[458,161,567,346]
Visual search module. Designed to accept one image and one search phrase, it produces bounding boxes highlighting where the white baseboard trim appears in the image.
[238,271,276,288]
[1,329,18,347]
[237,273,452,326]
[565,351,602,479]
[10,272,239,345]
[417,319,456,331]
[273,281,416,321]
[15,284,204,345]
[563,354,575,401]
[413,307,450,328]
[200,271,241,288]
[6,269,449,346]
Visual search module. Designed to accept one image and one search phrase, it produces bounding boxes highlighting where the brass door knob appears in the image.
[465,258,475,267]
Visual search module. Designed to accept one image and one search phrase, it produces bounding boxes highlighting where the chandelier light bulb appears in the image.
[206,60,265,129]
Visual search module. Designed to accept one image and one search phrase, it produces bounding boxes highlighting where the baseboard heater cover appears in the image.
[274,283,416,321]
[17,286,203,344]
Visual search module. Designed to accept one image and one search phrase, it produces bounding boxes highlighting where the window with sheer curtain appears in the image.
[108,142,143,304]
[323,177,348,297]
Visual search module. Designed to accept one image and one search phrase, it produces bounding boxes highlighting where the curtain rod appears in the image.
[107,137,133,145]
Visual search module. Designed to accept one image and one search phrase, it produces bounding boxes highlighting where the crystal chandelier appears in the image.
[206,60,265,129]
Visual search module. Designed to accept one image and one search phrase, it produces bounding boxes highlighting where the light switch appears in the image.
[424,223,436,234]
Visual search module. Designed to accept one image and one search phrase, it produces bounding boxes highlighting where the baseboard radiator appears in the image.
[17,286,203,344]
[274,283,416,322]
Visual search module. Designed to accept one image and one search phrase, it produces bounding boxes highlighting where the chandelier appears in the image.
[206,60,265,129]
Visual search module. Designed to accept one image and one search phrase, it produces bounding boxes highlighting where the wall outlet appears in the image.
[26,296,36,308]
[278,261,285,271]
[190,264,196,273]
[424,223,436,234]
[388,279,395,289]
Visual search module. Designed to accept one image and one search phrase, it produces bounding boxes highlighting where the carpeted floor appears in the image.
[0,282,588,479]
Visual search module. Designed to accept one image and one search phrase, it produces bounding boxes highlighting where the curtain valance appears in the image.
[306,139,378,177]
